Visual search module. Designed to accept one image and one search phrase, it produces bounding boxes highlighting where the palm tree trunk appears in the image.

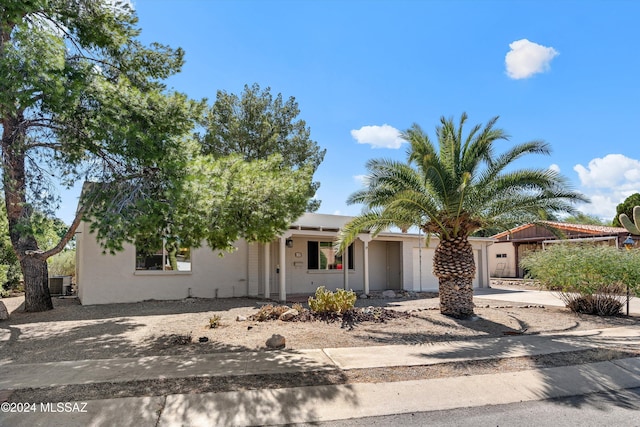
[433,236,476,318]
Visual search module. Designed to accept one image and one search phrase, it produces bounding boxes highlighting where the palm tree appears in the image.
[338,113,587,319]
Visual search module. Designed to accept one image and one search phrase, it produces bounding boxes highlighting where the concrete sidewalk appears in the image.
[1,326,639,426]
[2,327,639,390]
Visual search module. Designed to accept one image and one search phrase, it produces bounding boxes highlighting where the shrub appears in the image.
[48,250,76,279]
[520,244,640,316]
[308,286,356,314]
[209,314,222,329]
[566,294,624,316]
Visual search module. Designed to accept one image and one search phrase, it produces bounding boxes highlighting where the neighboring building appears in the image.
[489,222,633,278]
[76,213,494,305]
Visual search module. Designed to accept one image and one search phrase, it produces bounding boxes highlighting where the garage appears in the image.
[412,247,480,291]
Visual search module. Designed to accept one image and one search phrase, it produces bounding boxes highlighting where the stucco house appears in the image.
[489,221,633,278]
[76,213,494,305]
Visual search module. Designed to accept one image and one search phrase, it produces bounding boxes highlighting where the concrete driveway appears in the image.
[475,287,640,315]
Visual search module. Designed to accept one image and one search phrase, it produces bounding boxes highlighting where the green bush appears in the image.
[308,286,356,314]
[48,250,76,279]
[520,244,640,315]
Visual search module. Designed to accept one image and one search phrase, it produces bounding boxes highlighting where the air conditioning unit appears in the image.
[48,276,72,295]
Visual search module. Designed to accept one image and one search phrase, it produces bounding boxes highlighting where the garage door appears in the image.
[413,248,479,290]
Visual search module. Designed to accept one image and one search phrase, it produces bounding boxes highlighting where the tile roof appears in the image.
[492,221,628,239]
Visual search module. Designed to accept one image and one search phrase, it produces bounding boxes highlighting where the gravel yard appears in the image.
[2,286,640,403]
[1,288,638,365]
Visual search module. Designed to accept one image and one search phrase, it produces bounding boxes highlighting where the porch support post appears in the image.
[279,237,286,302]
[264,242,270,298]
[343,242,349,290]
[359,234,372,295]
[278,231,292,302]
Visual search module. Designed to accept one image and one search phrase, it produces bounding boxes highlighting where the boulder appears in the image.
[279,308,298,321]
[236,315,247,322]
[359,293,369,299]
[0,301,8,321]
[266,334,286,349]
[382,290,396,299]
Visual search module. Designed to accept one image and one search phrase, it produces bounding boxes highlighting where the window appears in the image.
[496,253,508,258]
[307,241,354,270]
[136,237,192,272]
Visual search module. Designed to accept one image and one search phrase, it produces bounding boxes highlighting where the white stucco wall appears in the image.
[76,215,495,304]
[487,241,517,278]
[77,226,251,305]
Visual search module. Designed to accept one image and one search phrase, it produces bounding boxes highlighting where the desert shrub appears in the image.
[521,244,640,315]
[308,286,356,314]
[209,314,222,329]
[566,294,624,316]
[169,332,192,345]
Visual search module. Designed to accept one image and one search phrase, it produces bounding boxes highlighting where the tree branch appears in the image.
[40,203,86,260]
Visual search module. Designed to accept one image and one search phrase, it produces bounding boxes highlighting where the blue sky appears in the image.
[57,0,640,224]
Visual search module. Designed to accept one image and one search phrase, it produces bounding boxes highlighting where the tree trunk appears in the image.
[2,113,54,311]
[20,254,53,312]
[433,236,476,318]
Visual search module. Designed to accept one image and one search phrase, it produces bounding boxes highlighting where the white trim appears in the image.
[263,243,270,298]
[133,271,193,276]
[279,236,286,302]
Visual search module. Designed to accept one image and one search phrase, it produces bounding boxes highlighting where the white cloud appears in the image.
[573,154,640,220]
[505,39,559,79]
[353,174,368,186]
[576,195,618,220]
[351,124,405,149]
[549,164,561,173]
[574,154,640,189]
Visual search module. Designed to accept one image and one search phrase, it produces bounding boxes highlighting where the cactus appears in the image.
[619,205,640,235]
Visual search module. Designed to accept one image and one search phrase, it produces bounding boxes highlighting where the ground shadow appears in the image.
[0,317,148,364]
[2,295,270,325]
[1,335,358,426]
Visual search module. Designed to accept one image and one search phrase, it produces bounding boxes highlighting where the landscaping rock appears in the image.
[382,290,396,298]
[279,308,298,321]
[359,293,369,299]
[0,301,8,320]
[236,315,247,321]
[266,334,286,349]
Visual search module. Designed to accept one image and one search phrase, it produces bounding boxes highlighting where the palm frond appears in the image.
[343,113,587,242]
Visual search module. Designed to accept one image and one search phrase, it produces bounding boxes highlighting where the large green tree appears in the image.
[203,83,326,211]
[338,113,587,318]
[1,0,196,311]
[612,193,640,227]
[1,1,317,312]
